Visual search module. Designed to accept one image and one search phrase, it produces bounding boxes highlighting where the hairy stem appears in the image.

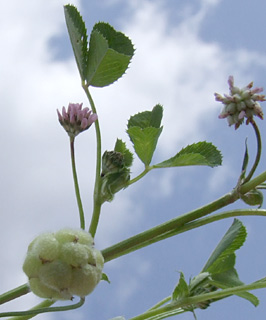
[70,137,85,229]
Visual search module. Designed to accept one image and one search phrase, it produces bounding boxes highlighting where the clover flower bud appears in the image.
[101,151,125,176]
[23,228,104,300]
[100,150,130,202]
[215,76,265,129]
[241,189,263,207]
[57,103,98,138]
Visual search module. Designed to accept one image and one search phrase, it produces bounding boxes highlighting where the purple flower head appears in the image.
[57,103,98,138]
[215,76,265,129]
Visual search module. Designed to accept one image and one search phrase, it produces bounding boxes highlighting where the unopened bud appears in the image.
[241,189,263,207]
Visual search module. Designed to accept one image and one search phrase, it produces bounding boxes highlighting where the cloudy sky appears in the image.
[1,0,266,319]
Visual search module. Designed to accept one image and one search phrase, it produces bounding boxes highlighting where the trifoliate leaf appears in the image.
[154,142,222,168]
[64,5,88,81]
[87,22,134,87]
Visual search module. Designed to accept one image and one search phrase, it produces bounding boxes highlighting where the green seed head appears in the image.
[23,228,104,300]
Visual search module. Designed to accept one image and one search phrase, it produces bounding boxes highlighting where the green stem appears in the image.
[149,208,266,245]
[243,120,262,183]
[128,167,151,186]
[102,206,266,263]
[0,297,84,318]
[3,210,264,317]
[70,137,85,230]
[129,280,266,320]
[82,83,103,238]
[102,191,238,262]
[147,296,171,311]
[89,202,102,238]
[102,160,266,263]
[0,284,30,305]
[7,300,55,320]
[240,170,266,194]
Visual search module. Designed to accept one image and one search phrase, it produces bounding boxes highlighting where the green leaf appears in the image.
[172,272,189,301]
[127,126,163,166]
[200,219,259,306]
[212,269,259,306]
[127,104,163,129]
[100,169,130,203]
[100,140,133,203]
[127,105,163,165]
[236,291,259,307]
[101,272,111,283]
[202,219,247,274]
[93,22,134,55]
[189,272,211,293]
[114,139,133,168]
[64,5,88,81]
[87,22,134,87]
[242,139,249,173]
[154,142,222,169]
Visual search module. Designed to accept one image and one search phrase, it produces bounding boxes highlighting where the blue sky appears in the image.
[1,0,266,319]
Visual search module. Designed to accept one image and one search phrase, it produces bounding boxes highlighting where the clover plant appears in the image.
[1,4,266,320]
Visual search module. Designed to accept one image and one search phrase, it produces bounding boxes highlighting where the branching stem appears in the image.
[128,166,152,186]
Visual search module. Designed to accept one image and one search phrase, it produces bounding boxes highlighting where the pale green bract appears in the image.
[23,228,104,300]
